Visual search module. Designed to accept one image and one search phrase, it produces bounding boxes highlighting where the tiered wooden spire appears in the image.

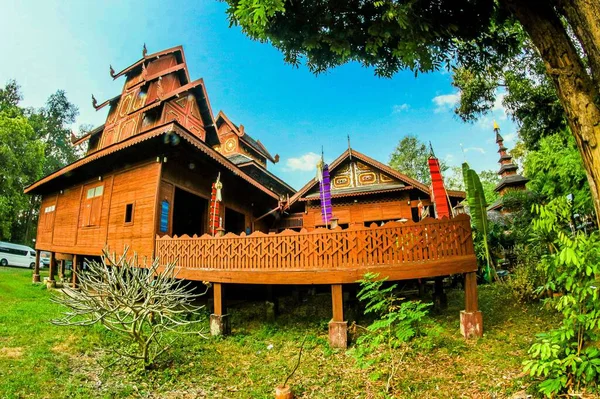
[493,122,528,196]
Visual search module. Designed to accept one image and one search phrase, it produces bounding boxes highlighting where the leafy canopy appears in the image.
[388,134,446,185]
[225,0,520,77]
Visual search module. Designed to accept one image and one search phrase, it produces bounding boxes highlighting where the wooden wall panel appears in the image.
[52,186,82,247]
[36,195,57,248]
[146,54,177,76]
[302,196,414,229]
[106,162,161,260]
[76,176,114,254]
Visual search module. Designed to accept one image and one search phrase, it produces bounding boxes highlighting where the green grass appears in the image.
[0,267,559,398]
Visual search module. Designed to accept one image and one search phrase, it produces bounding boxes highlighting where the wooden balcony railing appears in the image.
[155,214,477,284]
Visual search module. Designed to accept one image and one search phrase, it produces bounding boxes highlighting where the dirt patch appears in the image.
[0,346,23,359]
[51,334,78,353]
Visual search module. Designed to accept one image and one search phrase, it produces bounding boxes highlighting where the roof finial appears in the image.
[493,120,500,131]
[92,94,98,109]
[460,143,466,161]
[429,141,436,158]
[109,65,116,78]
[142,43,148,58]
[347,134,352,160]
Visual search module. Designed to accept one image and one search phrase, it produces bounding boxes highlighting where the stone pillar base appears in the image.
[45,279,56,289]
[32,274,41,283]
[275,385,293,399]
[328,320,348,349]
[210,314,230,336]
[460,310,483,338]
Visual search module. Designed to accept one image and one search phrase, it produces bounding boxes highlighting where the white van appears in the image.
[0,242,36,268]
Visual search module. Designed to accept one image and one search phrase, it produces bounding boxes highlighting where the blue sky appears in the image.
[0,0,516,189]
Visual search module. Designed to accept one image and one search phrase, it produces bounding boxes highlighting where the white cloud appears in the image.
[464,147,486,154]
[392,103,410,114]
[284,152,321,172]
[503,132,517,144]
[432,92,461,113]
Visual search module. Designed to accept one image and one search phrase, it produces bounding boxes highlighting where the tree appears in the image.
[452,39,567,150]
[53,249,208,369]
[388,135,445,185]
[224,0,600,224]
[0,107,44,240]
[446,166,499,205]
[525,129,593,215]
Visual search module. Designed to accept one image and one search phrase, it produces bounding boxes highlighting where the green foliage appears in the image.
[0,107,45,240]
[351,272,432,391]
[388,135,446,185]
[0,80,82,244]
[523,199,600,397]
[462,162,492,282]
[453,39,566,150]
[225,0,521,77]
[524,129,593,216]
[505,243,546,303]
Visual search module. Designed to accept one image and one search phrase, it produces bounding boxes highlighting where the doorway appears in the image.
[225,207,246,235]
[172,187,208,237]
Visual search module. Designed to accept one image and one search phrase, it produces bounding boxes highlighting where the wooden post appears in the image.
[329,284,347,348]
[433,277,447,310]
[58,260,65,281]
[72,254,79,288]
[460,272,483,338]
[47,252,57,288]
[210,283,230,336]
[32,250,41,283]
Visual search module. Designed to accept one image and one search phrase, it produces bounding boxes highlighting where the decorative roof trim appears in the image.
[112,45,190,82]
[216,111,276,163]
[300,185,413,201]
[289,148,431,205]
[71,124,105,146]
[25,122,279,200]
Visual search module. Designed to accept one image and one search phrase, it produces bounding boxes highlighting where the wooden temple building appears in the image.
[25,46,482,347]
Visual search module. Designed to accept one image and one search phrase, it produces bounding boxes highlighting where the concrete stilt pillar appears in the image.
[32,250,41,283]
[328,284,347,348]
[460,272,483,338]
[210,283,230,336]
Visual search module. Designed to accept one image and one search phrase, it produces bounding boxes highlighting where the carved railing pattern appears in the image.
[155,214,475,271]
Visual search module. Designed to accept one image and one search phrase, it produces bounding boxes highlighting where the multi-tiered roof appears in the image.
[488,122,528,211]
[25,45,294,198]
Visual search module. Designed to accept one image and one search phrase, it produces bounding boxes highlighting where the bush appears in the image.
[523,199,600,397]
[350,272,433,393]
[505,243,546,303]
[52,249,208,369]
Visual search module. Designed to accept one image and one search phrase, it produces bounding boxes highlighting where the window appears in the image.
[82,184,104,227]
[124,203,134,224]
[43,202,56,230]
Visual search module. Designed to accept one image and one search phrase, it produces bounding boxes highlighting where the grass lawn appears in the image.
[0,266,559,398]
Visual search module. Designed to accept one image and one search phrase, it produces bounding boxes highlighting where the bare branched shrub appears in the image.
[52,248,208,369]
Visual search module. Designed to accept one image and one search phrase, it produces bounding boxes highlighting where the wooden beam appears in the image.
[32,250,41,283]
[72,254,79,288]
[165,255,477,285]
[331,284,343,322]
[464,272,478,312]
[49,252,56,282]
[213,283,223,316]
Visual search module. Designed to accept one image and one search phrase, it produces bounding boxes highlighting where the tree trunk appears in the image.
[554,0,600,92]
[502,0,600,224]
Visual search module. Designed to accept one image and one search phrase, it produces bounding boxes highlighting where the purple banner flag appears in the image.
[320,164,333,225]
